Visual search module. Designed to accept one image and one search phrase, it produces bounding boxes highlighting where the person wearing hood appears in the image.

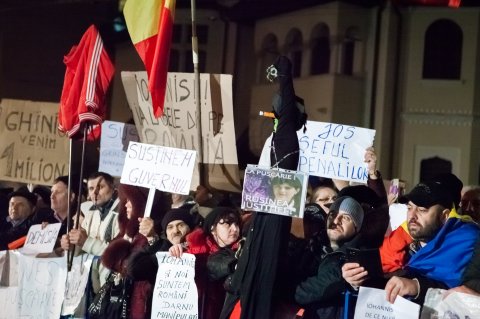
[294,196,365,319]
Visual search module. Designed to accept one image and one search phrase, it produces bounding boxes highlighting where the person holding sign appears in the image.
[61,171,120,294]
[342,177,480,305]
[169,207,242,319]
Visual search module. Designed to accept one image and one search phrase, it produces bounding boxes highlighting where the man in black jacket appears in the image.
[0,189,38,250]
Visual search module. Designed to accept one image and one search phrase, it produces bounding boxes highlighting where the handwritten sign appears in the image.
[0,99,69,185]
[242,165,308,218]
[121,71,241,192]
[20,223,62,254]
[121,141,196,195]
[354,286,420,319]
[152,252,198,319]
[17,253,67,319]
[0,287,19,319]
[297,121,375,183]
[99,120,140,177]
[61,254,94,316]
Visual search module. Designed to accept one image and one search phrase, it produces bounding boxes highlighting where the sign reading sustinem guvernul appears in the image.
[120,141,196,195]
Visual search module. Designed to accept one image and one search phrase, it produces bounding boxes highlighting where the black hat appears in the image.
[202,207,240,233]
[337,185,383,208]
[161,208,195,231]
[8,188,37,207]
[303,203,327,224]
[431,173,463,208]
[32,185,51,207]
[399,180,453,209]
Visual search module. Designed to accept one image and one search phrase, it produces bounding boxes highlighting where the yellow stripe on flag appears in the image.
[123,0,163,44]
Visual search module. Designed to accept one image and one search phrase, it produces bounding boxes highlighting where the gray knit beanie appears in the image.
[330,196,364,229]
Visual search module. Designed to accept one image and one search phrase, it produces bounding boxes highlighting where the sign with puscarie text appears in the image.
[152,252,198,319]
[241,165,308,218]
[297,121,375,183]
[121,141,196,195]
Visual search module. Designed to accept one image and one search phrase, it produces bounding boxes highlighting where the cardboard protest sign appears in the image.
[152,252,198,319]
[61,254,94,316]
[17,253,67,319]
[21,223,62,254]
[354,286,420,319]
[121,71,241,193]
[0,99,69,185]
[99,120,140,177]
[121,141,196,195]
[297,121,375,183]
[241,165,308,218]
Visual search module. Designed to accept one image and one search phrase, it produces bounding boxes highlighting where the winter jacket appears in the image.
[463,236,480,293]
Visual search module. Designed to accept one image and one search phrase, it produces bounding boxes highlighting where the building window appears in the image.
[342,26,360,76]
[310,23,330,75]
[285,28,303,78]
[259,33,279,83]
[423,19,462,80]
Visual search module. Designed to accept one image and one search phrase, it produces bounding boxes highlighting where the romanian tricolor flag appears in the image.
[124,0,176,118]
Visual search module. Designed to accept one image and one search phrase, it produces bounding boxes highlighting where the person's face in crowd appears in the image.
[8,196,33,222]
[327,210,357,244]
[87,176,114,206]
[125,199,133,220]
[166,220,191,245]
[312,187,337,212]
[171,193,188,207]
[212,218,240,247]
[273,183,299,204]
[50,181,71,214]
[406,201,448,243]
[459,189,480,222]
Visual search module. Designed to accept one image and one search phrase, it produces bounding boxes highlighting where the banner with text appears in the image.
[121,71,241,193]
[297,121,376,183]
[152,252,198,319]
[0,99,69,185]
[21,223,62,254]
[121,141,196,195]
[99,120,140,177]
[62,254,94,316]
[354,286,420,319]
[242,165,308,218]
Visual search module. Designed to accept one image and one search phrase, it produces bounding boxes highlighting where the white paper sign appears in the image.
[297,121,376,183]
[121,71,241,193]
[152,252,198,319]
[17,253,67,319]
[241,165,308,218]
[21,223,62,254]
[354,286,420,319]
[121,141,197,195]
[61,254,94,316]
[99,120,140,177]
[0,286,19,319]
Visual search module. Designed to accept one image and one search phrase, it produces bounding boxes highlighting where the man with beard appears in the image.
[294,196,365,319]
[343,180,480,304]
[459,188,480,222]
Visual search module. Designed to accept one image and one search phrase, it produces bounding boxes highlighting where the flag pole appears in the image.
[191,0,205,186]
[67,123,88,271]
[66,139,73,271]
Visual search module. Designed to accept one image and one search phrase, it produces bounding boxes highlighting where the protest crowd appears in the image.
[1,2,480,319]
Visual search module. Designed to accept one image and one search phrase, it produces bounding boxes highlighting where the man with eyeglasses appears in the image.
[294,196,365,318]
[342,179,480,305]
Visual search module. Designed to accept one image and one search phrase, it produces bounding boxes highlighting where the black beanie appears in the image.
[161,208,195,231]
[8,188,37,207]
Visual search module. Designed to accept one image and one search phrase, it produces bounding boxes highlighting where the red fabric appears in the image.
[394,0,461,7]
[7,235,26,250]
[229,301,241,319]
[379,225,413,273]
[58,25,115,140]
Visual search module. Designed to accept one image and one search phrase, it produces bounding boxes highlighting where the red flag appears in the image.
[58,25,115,140]
[124,0,176,118]
[394,0,461,7]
